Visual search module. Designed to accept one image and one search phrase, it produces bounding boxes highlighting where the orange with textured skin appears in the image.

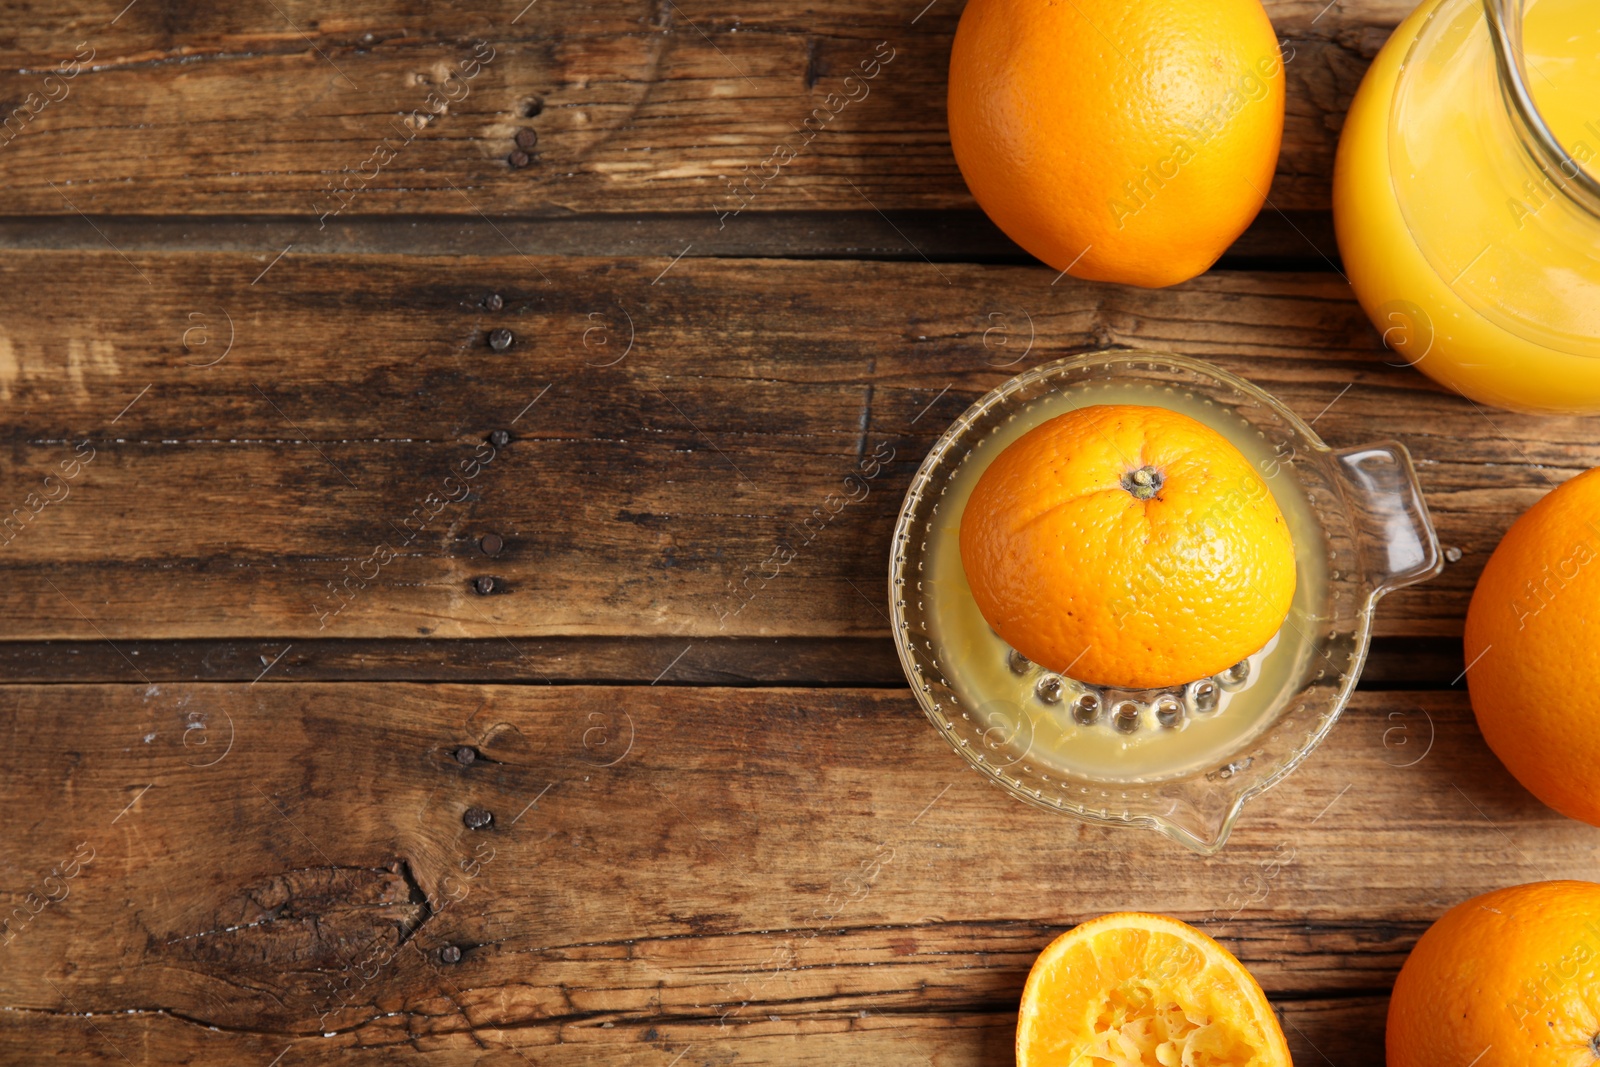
[1464,467,1600,825]
[1016,912,1291,1067]
[947,0,1285,288]
[959,404,1294,690]
[1387,881,1600,1067]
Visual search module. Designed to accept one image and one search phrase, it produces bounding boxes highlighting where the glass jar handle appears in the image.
[1332,442,1443,597]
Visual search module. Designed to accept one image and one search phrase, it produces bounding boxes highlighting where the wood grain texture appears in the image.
[0,0,1403,216]
[0,683,1581,1063]
[0,251,1587,642]
[0,1005,1386,1065]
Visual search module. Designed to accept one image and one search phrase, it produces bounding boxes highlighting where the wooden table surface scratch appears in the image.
[0,1,1591,1064]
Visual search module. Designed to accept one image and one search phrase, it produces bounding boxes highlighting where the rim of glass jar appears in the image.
[1484,0,1600,219]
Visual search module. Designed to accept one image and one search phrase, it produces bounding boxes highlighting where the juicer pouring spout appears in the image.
[1332,442,1444,601]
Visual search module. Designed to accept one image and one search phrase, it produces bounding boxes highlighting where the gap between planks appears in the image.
[0,635,1463,687]
[0,210,1343,271]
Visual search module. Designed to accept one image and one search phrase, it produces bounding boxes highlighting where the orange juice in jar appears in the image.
[1335,0,1600,413]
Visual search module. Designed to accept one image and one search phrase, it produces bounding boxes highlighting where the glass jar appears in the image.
[1334,0,1600,413]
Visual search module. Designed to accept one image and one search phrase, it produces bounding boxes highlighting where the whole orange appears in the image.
[1387,881,1600,1067]
[959,404,1295,690]
[1463,467,1600,825]
[947,0,1285,288]
[1017,912,1291,1066]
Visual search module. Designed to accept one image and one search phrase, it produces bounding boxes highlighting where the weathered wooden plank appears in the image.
[0,634,1464,685]
[5,251,1591,643]
[0,684,1589,1060]
[0,252,1586,641]
[0,0,1401,217]
[0,1003,1384,1065]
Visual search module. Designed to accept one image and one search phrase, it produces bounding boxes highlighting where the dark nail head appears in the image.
[455,746,477,766]
[439,944,462,964]
[508,150,530,169]
[515,127,539,150]
[463,807,493,830]
[480,534,503,556]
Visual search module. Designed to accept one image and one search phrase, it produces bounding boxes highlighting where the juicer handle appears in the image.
[1332,442,1444,598]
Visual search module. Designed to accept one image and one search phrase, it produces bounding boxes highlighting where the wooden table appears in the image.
[2,1,1595,1063]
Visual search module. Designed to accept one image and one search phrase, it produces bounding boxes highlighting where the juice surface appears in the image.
[924,381,1325,784]
[1524,0,1600,155]
[1334,0,1600,413]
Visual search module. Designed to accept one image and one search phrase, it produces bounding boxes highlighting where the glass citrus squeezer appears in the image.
[1336,0,1600,413]
[890,352,1443,853]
